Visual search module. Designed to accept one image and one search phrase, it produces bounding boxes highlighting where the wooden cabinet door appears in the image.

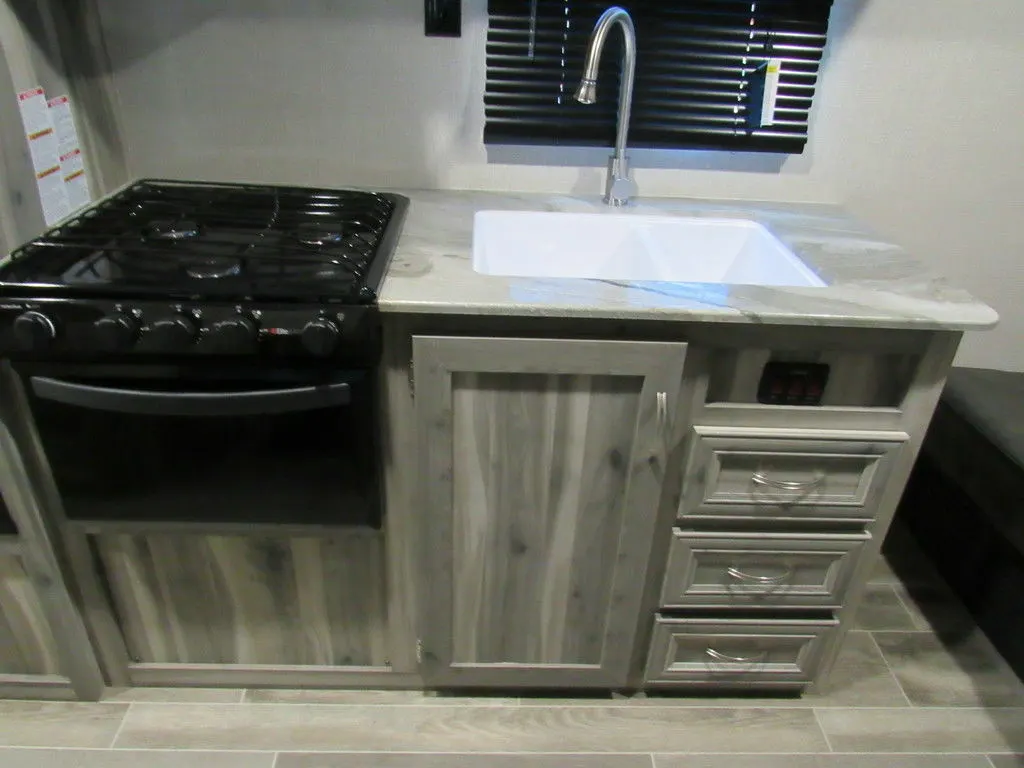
[414,336,687,688]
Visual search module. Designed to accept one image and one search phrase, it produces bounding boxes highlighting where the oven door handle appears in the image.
[29,376,352,416]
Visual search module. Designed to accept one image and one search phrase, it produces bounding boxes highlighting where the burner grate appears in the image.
[1,180,400,301]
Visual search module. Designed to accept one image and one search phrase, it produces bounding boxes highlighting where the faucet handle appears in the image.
[605,155,638,206]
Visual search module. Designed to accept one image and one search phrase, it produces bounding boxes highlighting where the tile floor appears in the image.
[0,529,1022,768]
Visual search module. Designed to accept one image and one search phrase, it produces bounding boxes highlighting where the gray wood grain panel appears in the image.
[660,531,868,609]
[450,371,640,666]
[416,336,687,688]
[243,688,514,704]
[96,532,389,666]
[811,332,962,691]
[125,665,418,689]
[0,363,106,699]
[0,554,61,675]
[379,319,422,674]
[644,616,837,687]
[681,428,907,519]
[115,702,827,752]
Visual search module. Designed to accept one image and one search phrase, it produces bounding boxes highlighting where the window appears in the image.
[484,0,835,153]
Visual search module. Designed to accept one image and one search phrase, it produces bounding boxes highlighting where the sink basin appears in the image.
[473,211,826,287]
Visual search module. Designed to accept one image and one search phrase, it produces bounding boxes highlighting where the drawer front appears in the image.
[681,427,906,521]
[661,530,869,608]
[645,616,837,687]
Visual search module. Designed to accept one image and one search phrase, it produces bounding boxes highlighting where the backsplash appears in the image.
[92,0,828,201]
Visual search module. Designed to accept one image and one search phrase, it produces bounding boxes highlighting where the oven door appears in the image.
[13,364,381,528]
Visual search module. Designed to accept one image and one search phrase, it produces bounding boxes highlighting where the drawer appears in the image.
[645,615,838,687]
[681,427,906,521]
[661,530,869,608]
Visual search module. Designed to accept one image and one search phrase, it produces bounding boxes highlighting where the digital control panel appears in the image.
[757,361,830,406]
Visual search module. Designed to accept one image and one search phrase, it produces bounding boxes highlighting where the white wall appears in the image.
[90,0,1024,368]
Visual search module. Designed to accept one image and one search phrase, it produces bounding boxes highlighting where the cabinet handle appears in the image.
[656,391,668,435]
[726,566,793,585]
[705,647,768,665]
[649,391,671,463]
[751,471,824,493]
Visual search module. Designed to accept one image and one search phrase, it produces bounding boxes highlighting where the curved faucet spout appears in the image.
[574,6,638,205]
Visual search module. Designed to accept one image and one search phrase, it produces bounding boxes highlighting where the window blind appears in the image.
[484,0,835,153]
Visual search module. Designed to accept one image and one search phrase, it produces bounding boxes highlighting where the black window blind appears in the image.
[485,0,835,153]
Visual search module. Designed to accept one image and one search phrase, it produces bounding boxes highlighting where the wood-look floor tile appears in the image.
[115,703,827,752]
[874,630,1024,707]
[277,755,652,768]
[804,631,909,707]
[655,756,992,767]
[816,707,1024,753]
[105,687,245,703]
[852,585,918,631]
[0,702,128,748]
[0,749,274,767]
[244,689,516,705]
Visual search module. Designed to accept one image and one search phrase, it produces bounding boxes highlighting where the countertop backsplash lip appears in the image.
[377,188,998,331]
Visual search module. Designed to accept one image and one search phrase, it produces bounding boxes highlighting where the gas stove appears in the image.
[0,179,408,364]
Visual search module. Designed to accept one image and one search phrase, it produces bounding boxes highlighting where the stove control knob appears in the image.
[93,313,140,352]
[301,318,341,357]
[13,311,57,351]
[209,316,260,353]
[148,315,199,352]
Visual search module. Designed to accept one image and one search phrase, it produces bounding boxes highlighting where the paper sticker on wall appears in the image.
[746,59,782,129]
[48,95,92,212]
[17,87,71,226]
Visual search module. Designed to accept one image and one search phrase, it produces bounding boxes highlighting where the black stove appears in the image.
[0,179,408,364]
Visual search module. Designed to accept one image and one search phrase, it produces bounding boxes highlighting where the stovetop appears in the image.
[0,179,407,303]
[0,180,408,363]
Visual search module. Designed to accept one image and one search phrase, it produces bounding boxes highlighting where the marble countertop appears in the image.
[379,190,997,330]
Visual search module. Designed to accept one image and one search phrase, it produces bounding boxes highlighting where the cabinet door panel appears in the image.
[452,372,641,666]
[416,336,687,688]
[0,554,61,676]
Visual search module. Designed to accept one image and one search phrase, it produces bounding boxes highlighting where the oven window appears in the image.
[27,371,380,528]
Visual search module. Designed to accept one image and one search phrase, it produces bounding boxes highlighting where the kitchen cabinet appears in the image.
[413,335,687,688]
[636,331,957,691]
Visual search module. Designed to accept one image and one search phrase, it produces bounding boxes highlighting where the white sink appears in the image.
[473,211,826,288]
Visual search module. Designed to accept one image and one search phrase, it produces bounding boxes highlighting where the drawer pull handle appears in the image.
[751,471,824,493]
[657,391,668,430]
[726,566,793,585]
[705,647,768,665]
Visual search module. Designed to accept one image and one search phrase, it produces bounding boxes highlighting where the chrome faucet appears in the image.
[574,6,638,206]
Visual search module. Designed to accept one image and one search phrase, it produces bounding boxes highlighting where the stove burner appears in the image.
[184,256,243,279]
[297,223,346,248]
[148,219,201,241]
